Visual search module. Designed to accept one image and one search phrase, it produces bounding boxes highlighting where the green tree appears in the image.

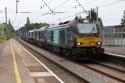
[24,17,31,31]
[74,16,78,20]
[0,23,12,39]
[19,17,49,32]
[26,17,30,25]
[86,8,103,27]
[121,10,125,26]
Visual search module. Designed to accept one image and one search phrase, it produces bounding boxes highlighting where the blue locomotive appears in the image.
[21,19,104,60]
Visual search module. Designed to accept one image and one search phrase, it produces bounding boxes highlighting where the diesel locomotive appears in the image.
[21,19,104,60]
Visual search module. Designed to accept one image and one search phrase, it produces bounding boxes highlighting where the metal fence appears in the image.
[101,26,125,46]
[102,38,125,46]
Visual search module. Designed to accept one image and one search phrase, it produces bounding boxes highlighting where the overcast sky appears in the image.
[0,0,125,30]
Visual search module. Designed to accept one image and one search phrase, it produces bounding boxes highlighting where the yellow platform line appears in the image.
[10,40,22,83]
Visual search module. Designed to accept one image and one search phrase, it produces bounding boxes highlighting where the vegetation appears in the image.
[19,17,49,32]
[0,37,4,43]
[86,8,103,27]
[74,9,103,27]
[121,10,125,26]
[0,20,14,42]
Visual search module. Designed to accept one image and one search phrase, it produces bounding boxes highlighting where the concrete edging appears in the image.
[105,52,125,58]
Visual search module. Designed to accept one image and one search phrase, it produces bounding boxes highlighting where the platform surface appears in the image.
[0,39,63,83]
[104,45,125,57]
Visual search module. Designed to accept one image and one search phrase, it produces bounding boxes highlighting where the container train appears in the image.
[21,19,104,60]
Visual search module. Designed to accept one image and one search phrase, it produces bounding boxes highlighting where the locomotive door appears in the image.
[60,29,65,46]
[66,28,73,47]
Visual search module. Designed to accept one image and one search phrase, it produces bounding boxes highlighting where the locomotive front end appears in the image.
[76,37,102,47]
[72,22,104,59]
[76,23,102,47]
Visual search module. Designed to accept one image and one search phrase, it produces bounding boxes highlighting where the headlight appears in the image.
[77,42,81,45]
[97,42,101,45]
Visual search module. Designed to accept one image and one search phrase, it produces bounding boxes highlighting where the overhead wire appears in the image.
[40,0,71,15]
[75,0,87,12]
[74,0,123,16]
[53,0,71,10]
[41,0,55,15]
[13,0,125,26]
[72,0,100,17]
[39,0,88,22]
[40,0,124,24]
[41,0,89,15]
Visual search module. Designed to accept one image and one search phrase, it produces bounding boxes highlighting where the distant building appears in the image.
[102,25,125,38]
[101,25,125,46]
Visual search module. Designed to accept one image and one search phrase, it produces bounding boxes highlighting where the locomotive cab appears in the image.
[76,23,102,48]
[69,19,104,59]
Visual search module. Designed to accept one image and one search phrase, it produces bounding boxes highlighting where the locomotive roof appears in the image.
[29,29,39,32]
[47,19,95,29]
[28,19,96,32]
[29,30,35,32]
[38,27,47,31]
[69,19,95,24]
[47,24,70,29]
[29,27,47,32]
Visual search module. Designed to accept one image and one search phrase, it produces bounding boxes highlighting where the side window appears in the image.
[66,28,74,46]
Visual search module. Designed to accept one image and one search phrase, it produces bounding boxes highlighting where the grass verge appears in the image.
[0,37,4,43]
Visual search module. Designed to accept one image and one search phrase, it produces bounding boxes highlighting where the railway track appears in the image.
[18,38,125,83]
[80,62,125,83]
[93,60,125,73]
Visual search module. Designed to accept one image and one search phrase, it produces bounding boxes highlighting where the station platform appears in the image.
[104,45,125,58]
[0,39,63,83]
